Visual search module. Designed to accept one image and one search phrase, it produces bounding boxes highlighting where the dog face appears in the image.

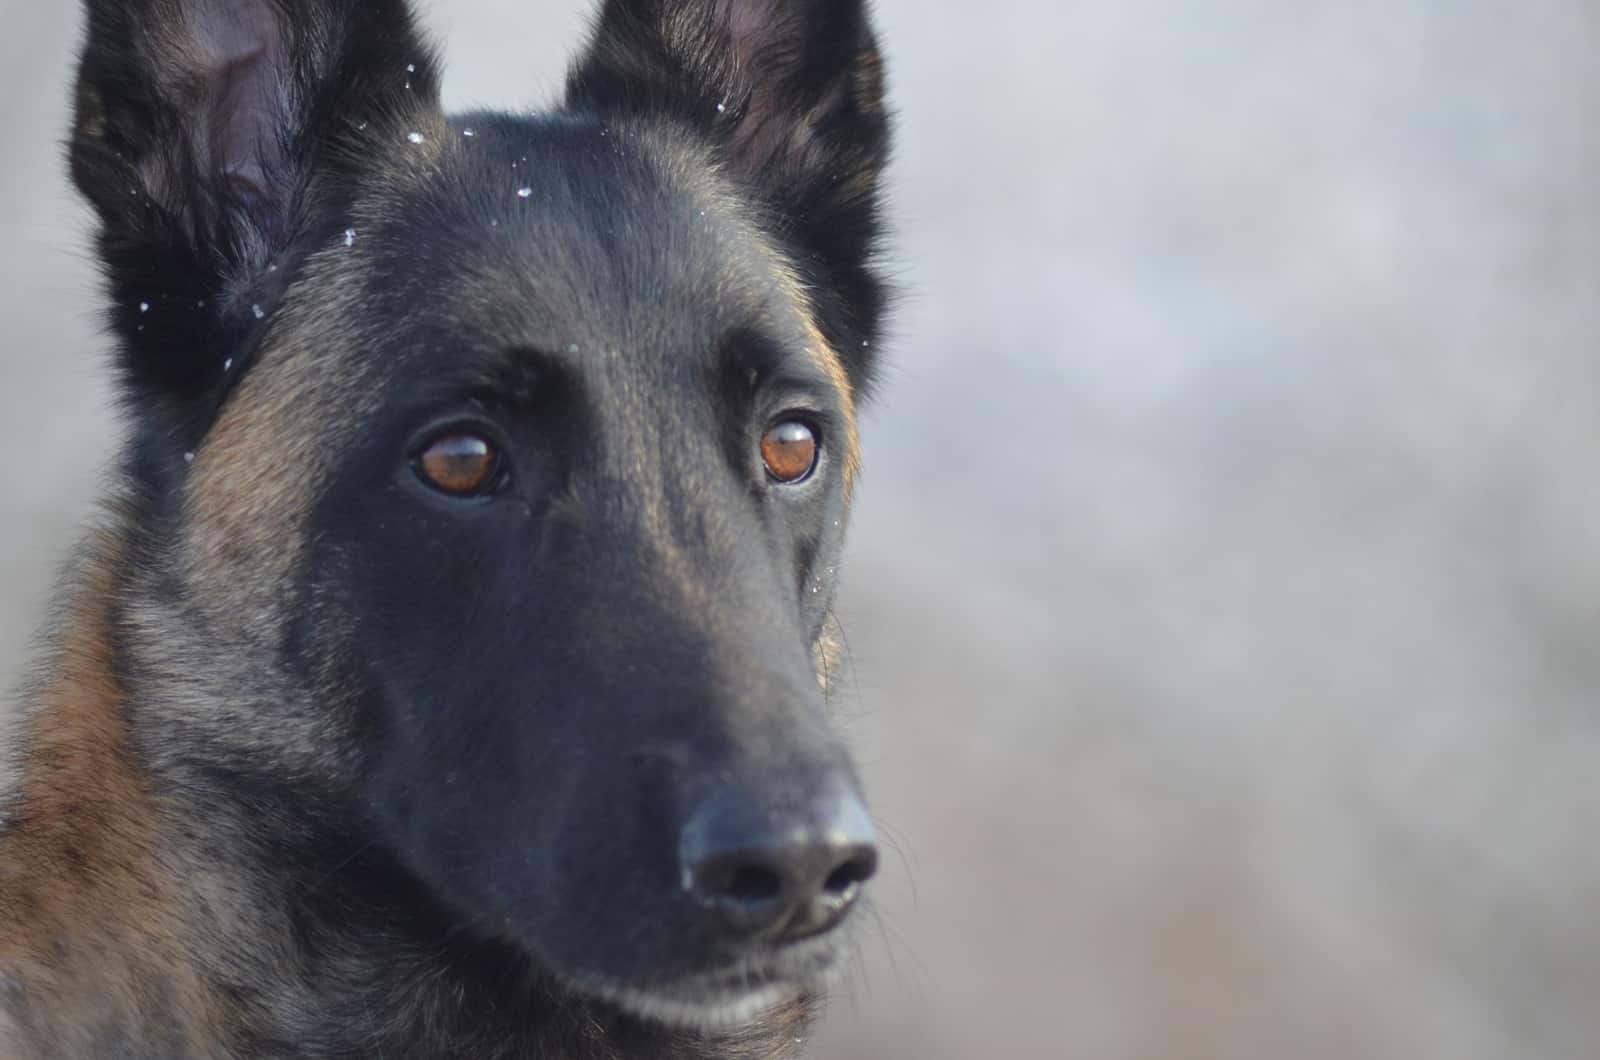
[70,0,890,1029]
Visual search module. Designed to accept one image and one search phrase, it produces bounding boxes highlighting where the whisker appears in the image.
[872,815,920,906]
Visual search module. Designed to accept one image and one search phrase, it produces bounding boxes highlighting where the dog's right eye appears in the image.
[415,433,503,497]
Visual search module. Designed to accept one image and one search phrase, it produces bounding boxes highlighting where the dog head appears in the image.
[70,0,891,1030]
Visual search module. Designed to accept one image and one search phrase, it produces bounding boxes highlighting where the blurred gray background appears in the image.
[3,1,1599,1057]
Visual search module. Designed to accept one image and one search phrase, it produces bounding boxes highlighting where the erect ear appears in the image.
[566,0,893,396]
[71,0,439,407]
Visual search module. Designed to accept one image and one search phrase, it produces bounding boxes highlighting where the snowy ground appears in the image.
[3,1,1599,1057]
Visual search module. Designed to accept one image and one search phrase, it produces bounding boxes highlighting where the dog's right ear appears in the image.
[71,0,438,408]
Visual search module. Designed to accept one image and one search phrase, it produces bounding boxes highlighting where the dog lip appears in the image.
[703,934,842,985]
[565,935,846,1028]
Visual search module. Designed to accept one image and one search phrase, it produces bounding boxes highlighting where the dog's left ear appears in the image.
[567,0,893,395]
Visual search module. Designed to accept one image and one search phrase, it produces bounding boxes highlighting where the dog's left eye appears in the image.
[416,433,503,497]
[761,420,820,484]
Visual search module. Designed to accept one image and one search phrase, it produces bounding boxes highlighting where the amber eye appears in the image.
[416,433,502,496]
[761,420,820,484]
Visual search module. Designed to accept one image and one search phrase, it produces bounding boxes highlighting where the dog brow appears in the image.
[470,346,561,406]
[719,321,836,395]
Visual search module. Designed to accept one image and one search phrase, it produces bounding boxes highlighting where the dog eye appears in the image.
[761,420,819,484]
[416,433,502,497]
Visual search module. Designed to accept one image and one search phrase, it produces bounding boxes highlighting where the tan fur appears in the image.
[800,313,862,501]
[183,240,393,634]
[767,263,862,500]
[812,619,847,698]
[0,533,226,1057]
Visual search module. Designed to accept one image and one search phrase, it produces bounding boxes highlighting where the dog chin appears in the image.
[571,940,846,1031]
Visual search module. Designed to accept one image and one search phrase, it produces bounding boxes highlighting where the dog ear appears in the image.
[567,0,893,396]
[71,0,439,407]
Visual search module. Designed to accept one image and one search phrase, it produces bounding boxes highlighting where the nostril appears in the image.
[685,852,791,937]
[823,849,877,897]
[723,863,783,904]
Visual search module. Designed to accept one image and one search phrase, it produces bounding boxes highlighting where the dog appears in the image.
[0,0,892,1055]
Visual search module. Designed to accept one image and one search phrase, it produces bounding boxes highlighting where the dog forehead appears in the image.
[357,113,802,355]
[275,113,833,416]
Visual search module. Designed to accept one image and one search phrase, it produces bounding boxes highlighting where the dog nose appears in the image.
[679,783,878,942]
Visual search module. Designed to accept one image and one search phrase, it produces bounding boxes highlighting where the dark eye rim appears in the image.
[760,414,825,486]
[409,422,510,499]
